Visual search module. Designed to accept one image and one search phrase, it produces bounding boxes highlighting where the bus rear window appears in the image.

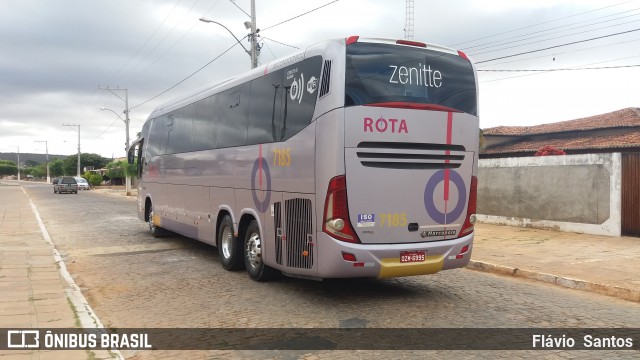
[345,42,477,116]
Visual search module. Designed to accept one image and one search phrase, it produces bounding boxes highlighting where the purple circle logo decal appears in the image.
[424,169,466,224]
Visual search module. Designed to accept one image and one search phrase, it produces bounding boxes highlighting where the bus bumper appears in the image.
[316,232,473,279]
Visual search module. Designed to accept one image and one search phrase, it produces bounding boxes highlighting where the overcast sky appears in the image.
[1,0,639,158]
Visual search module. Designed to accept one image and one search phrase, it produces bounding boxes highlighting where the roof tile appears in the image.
[483,108,640,136]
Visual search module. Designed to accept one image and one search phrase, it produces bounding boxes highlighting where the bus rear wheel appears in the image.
[218,215,244,271]
[244,220,278,282]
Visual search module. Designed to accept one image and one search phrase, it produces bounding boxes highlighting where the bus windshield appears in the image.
[345,42,477,116]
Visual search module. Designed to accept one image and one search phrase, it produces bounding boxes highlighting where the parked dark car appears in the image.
[54,177,78,194]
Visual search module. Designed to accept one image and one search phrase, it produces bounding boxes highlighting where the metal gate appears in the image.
[622,153,640,236]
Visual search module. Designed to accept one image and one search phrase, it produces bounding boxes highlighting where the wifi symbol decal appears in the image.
[289,73,305,104]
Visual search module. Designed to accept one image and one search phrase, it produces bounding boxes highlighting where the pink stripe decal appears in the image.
[444,112,453,201]
[444,111,453,231]
[259,144,263,189]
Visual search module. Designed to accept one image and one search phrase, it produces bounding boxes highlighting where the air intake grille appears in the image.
[356,141,466,170]
[319,60,332,98]
[285,198,313,269]
[273,202,283,265]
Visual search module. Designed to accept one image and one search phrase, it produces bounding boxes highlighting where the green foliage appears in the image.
[49,159,65,177]
[88,173,103,187]
[31,163,47,178]
[62,153,109,175]
[0,164,18,176]
[106,159,137,179]
[0,160,17,166]
[106,161,124,179]
[25,160,39,167]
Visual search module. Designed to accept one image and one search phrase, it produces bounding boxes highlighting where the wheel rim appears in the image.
[221,226,233,259]
[148,207,156,232]
[246,232,262,269]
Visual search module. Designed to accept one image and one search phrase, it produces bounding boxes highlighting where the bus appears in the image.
[127,36,479,282]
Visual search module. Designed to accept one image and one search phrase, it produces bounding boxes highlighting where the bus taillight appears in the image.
[460,176,477,236]
[323,175,361,243]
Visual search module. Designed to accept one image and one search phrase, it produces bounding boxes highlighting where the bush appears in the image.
[88,173,103,187]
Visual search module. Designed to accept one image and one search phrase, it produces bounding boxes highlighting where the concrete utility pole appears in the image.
[200,0,259,69]
[63,124,81,176]
[34,140,50,183]
[249,0,258,69]
[16,146,20,181]
[98,86,131,196]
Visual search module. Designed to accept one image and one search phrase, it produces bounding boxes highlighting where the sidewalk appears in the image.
[471,223,640,302]
[0,180,638,357]
[0,182,116,359]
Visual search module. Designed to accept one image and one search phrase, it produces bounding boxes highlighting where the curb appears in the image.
[24,186,125,360]
[467,260,640,303]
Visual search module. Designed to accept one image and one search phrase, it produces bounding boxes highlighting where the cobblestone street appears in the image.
[11,183,640,359]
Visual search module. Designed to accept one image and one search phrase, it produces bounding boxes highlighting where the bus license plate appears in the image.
[400,251,425,263]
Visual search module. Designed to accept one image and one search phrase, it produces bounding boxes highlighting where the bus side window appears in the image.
[136,139,144,178]
[194,94,219,151]
[247,70,284,145]
[218,84,250,148]
[280,56,323,141]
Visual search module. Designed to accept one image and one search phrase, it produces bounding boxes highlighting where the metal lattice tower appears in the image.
[404,0,414,39]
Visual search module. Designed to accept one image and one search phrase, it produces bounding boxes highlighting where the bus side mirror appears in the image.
[127,147,135,164]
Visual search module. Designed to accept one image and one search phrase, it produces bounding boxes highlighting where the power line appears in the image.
[261,0,340,32]
[476,37,640,68]
[123,0,203,80]
[479,56,640,83]
[111,0,185,82]
[478,64,640,72]
[452,0,639,47]
[228,0,250,18]
[261,37,299,49]
[476,27,640,64]
[470,18,640,57]
[131,40,243,110]
[467,10,640,54]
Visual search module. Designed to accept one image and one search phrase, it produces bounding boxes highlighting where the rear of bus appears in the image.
[318,37,478,279]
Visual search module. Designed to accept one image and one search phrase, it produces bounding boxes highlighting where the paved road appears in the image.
[22,183,640,359]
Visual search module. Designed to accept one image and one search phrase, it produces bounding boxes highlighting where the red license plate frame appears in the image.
[400,251,426,263]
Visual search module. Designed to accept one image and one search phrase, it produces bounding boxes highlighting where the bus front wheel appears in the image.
[244,220,278,282]
[147,202,169,237]
[218,215,244,271]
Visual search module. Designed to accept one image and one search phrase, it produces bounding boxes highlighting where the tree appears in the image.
[49,159,65,177]
[106,159,137,179]
[62,153,109,175]
[31,163,47,178]
[0,162,18,176]
[25,160,39,167]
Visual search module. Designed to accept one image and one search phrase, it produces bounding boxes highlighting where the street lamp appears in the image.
[199,10,259,69]
[34,140,50,183]
[98,86,131,196]
[100,107,131,196]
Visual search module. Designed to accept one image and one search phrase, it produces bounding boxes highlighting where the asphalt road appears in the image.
[22,182,640,359]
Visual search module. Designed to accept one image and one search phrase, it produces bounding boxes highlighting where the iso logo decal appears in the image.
[7,330,40,348]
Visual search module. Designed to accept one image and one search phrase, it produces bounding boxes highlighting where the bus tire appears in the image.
[218,215,244,271]
[244,220,278,282]
[148,202,169,237]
